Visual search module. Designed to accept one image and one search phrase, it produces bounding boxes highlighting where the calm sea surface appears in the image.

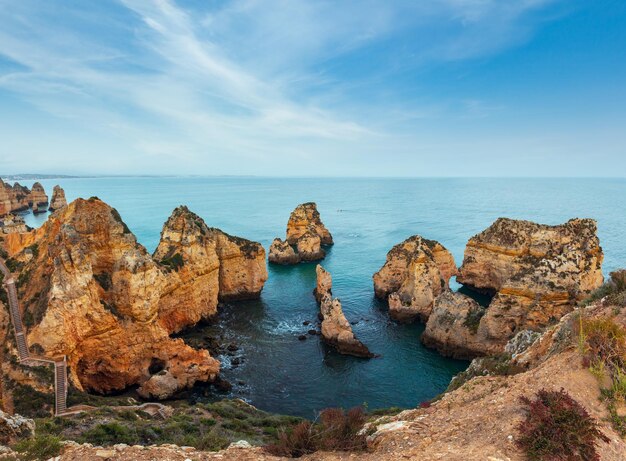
[19,177,626,417]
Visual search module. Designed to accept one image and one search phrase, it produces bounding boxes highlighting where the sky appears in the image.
[0,0,625,177]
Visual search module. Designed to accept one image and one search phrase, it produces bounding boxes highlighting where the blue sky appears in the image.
[0,0,625,177]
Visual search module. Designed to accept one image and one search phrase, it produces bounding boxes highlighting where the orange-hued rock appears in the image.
[153,206,221,332]
[286,202,333,245]
[207,227,268,301]
[373,236,457,322]
[48,185,67,211]
[314,264,332,302]
[0,214,28,234]
[315,265,372,358]
[28,182,48,207]
[269,203,332,265]
[268,238,300,265]
[423,218,604,358]
[4,198,219,398]
[296,231,325,262]
[0,181,11,216]
[154,206,267,331]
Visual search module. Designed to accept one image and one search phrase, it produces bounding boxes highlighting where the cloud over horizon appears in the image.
[0,0,625,176]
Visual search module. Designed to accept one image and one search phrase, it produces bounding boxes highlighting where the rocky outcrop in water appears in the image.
[422,218,604,358]
[48,185,67,211]
[28,182,48,208]
[269,203,332,265]
[373,236,457,322]
[0,180,49,216]
[315,265,372,358]
[268,238,300,265]
[2,198,221,399]
[153,206,267,332]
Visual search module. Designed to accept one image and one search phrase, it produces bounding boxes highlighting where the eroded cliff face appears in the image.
[0,181,51,216]
[373,236,457,322]
[422,218,604,358]
[269,203,332,265]
[48,185,67,211]
[2,199,227,399]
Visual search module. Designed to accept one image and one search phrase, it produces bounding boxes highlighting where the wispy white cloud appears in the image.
[0,0,571,175]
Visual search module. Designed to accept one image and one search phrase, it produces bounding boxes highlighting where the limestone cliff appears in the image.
[0,180,49,216]
[315,265,372,358]
[373,236,457,322]
[422,218,604,358]
[269,202,332,265]
[2,198,220,399]
[48,185,68,211]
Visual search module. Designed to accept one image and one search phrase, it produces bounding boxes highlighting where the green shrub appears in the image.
[13,434,62,461]
[80,422,138,446]
[517,389,609,461]
[160,253,184,272]
[583,270,626,308]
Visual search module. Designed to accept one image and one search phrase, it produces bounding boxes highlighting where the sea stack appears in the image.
[154,206,268,332]
[315,265,372,358]
[421,218,604,358]
[269,202,333,264]
[48,185,68,211]
[373,235,457,322]
[28,182,48,208]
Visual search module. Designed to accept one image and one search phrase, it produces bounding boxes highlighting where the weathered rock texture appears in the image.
[315,265,372,358]
[0,198,268,399]
[0,180,49,216]
[153,206,267,332]
[0,409,34,445]
[423,218,604,358]
[0,215,28,234]
[269,203,332,265]
[373,236,457,322]
[48,185,68,211]
[267,238,300,265]
[28,182,48,207]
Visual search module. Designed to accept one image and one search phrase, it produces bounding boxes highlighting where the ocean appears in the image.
[19,177,626,417]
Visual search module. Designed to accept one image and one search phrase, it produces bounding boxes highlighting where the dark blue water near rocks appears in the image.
[20,177,626,417]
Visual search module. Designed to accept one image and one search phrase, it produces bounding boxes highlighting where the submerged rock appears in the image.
[373,235,457,322]
[315,265,372,358]
[269,202,332,265]
[48,185,68,211]
[422,218,604,358]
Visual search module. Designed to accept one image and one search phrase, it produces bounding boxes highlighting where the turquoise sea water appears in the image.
[19,177,626,417]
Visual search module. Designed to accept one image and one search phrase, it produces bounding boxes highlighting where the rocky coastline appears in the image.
[1,194,624,460]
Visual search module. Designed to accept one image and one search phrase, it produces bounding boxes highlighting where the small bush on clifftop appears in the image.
[265,407,367,457]
[516,388,608,461]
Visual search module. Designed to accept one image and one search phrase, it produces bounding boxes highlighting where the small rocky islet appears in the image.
[1,194,625,459]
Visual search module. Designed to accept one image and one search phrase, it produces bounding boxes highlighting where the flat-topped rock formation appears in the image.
[269,203,333,264]
[373,236,457,322]
[1,198,267,399]
[48,185,68,211]
[422,218,604,358]
[315,265,372,358]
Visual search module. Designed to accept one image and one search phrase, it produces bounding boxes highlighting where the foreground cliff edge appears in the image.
[0,197,267,402]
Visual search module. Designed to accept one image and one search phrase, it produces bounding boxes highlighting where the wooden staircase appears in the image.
[1,257,68,416]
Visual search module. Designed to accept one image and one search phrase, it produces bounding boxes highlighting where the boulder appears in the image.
[0,410,34,445]
[286,202,333,245]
